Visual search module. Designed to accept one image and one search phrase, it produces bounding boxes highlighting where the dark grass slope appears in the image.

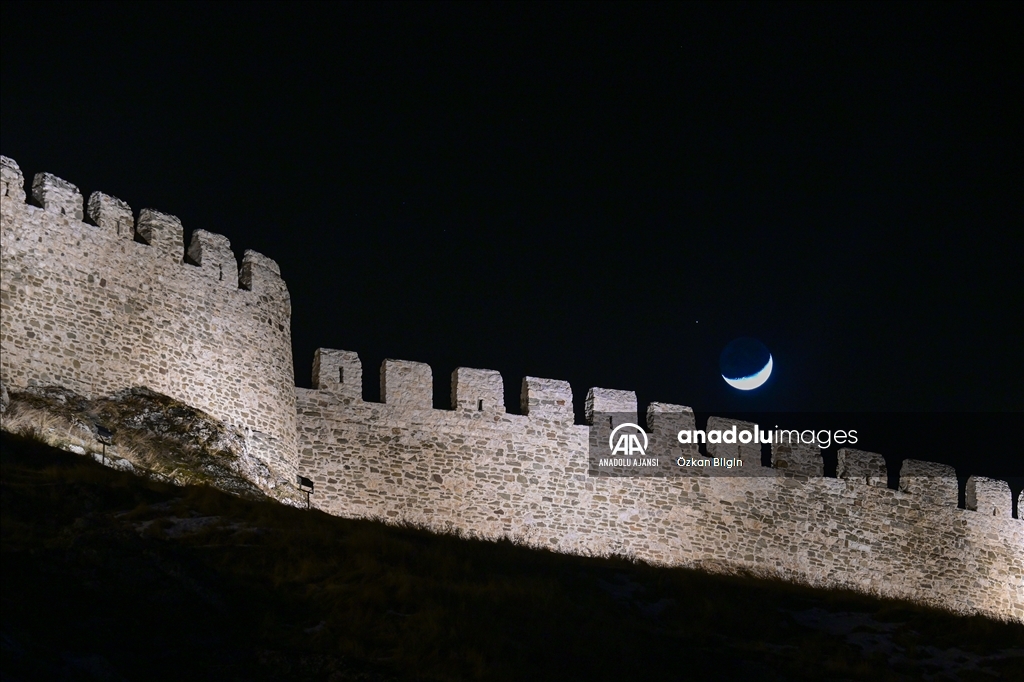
[2,431,1021,681]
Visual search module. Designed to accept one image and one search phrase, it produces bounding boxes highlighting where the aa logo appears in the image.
[608,423,648,457]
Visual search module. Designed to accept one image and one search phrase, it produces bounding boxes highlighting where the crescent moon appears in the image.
[722,354,772,390]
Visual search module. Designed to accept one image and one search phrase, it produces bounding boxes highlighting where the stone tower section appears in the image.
[0,156,297,486]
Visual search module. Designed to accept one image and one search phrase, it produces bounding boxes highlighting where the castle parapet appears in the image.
[1,156,26,205]
[136,208,184,262]
[773,441,823,477]
[899,459,958,507]
[646,403,695,451]
[451,367,504,413]
[520,376,573,422]
[585,387,637,425]
[837,448,887,487]
[86,192,134,239]
[966,476,1012,518]
[187,229,238,288]
[313,349,363,401]
[381,359,432,408]
[240,249,287,298]
[705,417,762,468]
[32,172,83,220]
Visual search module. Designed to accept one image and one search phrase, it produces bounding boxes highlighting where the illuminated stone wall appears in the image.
[2,154,1020,623]
[0,156,297,486]
[295,352,1023,623]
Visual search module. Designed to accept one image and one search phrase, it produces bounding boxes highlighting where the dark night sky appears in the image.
[2,2,1022,476]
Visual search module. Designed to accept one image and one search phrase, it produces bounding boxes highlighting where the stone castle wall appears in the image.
[296,353,1023,622]
[0,156,297,483]
[1,156,1021,622]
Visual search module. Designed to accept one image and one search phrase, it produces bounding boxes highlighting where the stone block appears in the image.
[136,208,184,262]
[966,476,1011,518]
[187,229,238,288]
[705,417,761,468]
[240,249,287,296]
[312,349,362,401]
[585,387,637,425]
[521,376,573,422]
[32,172,83,220]
[87,192,134,239]
[837,448,887,488]
[381,359,432,408]
[646,403,695,455]
[451,367,504,412]
[773,441,823,477]
[646,402,694,432]
[899,459,958,507]
[1,156,26,205]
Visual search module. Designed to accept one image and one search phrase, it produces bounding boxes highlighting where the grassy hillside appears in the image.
[2,431,1022,681]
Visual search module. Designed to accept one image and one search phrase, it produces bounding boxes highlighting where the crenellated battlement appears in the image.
[645,402,696,443]
[520,376,574,422]
[899,459,959,508]
[2,155,1021,623]
[837,448,888,487]
[773,441,824,477]
[312,348,362,400]
[967,476,1014,518]
[295,347,1023,621]
[585,387,637,424]
[0,157,287,304]
[1,155,297,490]
[135,208,184,262]
[87,191,134,239]
[1,156,27,204]
[240,249,288,300]
[32,171,84,220]
[187,229,238,288]
[452,367,505,413]
[380,359,433,409]
[300,348,1018,517]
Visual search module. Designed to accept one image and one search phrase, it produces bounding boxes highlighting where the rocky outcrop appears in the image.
[1,385,303,504]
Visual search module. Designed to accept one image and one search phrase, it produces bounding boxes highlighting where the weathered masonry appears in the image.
[2,155,1022,623]
[0,156,297,485]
